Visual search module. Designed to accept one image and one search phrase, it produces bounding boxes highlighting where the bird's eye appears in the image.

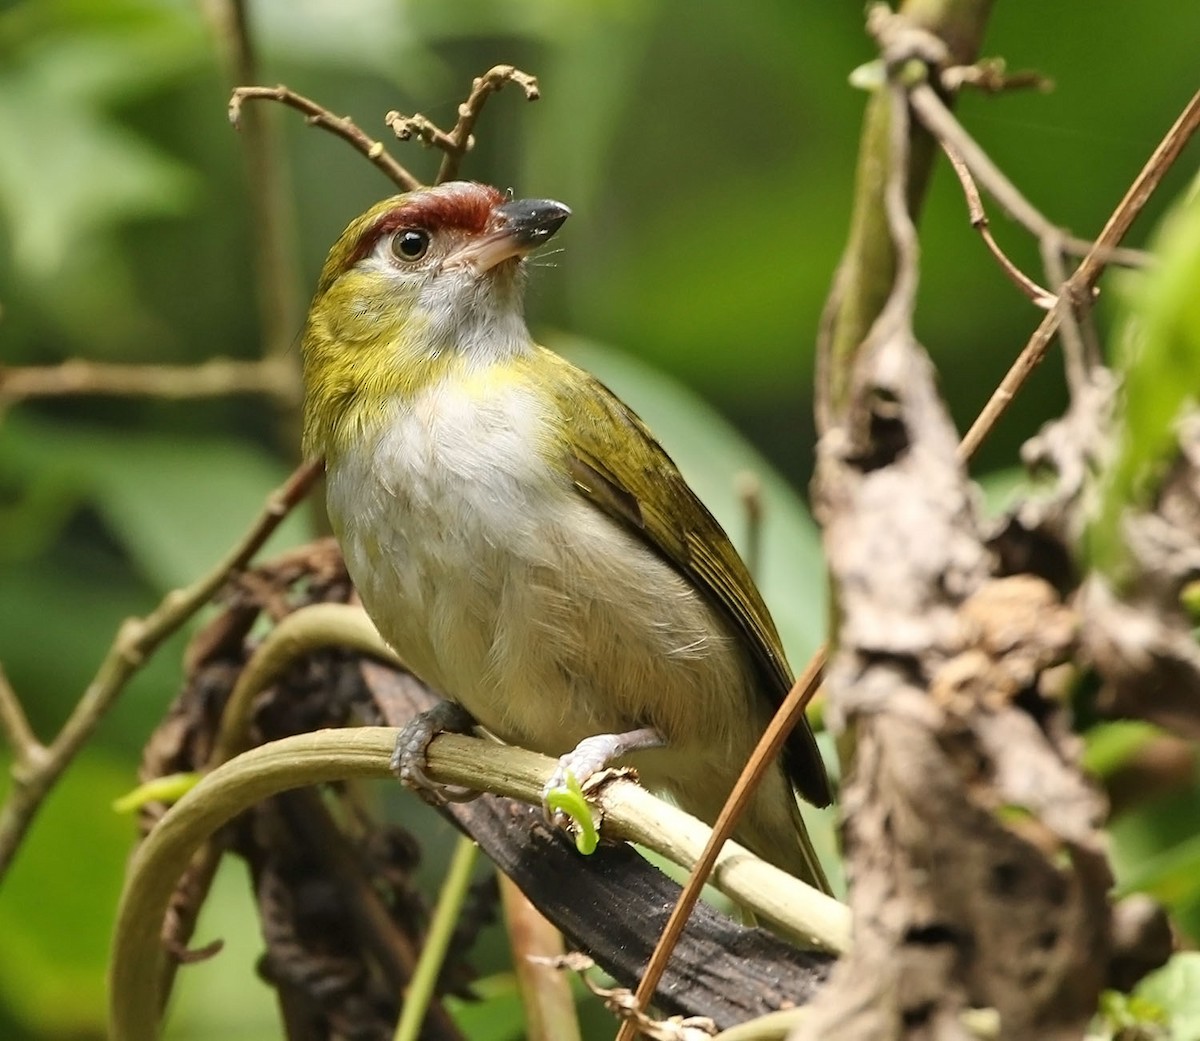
[390,229,430,262]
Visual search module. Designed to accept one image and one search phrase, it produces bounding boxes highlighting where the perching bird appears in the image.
[300,181,832,890]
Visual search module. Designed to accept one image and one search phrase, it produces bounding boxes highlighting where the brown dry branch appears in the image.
[958,87,1200,461]
[0,357,299,407]
[436,65,539,184]
[0,664,46,779]
[384,64,540,185]
[907,77,1149,272]
[795,68,1117,1039]
[1080,415,1200,740]
[384,111,458,152]
[629,4,1000,1034]
[0,458,321,882]
[229,84,422,191]
[941,58,1053,95]
[620,652,828,1040]
[939,145,1057,309]
[735,471,764,580]
[499,876,583,1041]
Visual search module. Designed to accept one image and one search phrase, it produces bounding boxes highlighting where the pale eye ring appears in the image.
[390,228,430,262]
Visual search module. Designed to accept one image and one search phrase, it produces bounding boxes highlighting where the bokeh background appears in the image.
[0,1,1197,1037]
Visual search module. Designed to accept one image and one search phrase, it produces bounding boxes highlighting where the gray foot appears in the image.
[543,726,666,819]
[391,701,480,805]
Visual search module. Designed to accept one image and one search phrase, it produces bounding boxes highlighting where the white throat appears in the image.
[417,266,534,364]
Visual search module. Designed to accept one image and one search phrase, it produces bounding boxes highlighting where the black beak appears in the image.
[495,198,572,248]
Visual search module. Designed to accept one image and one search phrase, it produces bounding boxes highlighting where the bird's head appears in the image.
[300,181,570,460]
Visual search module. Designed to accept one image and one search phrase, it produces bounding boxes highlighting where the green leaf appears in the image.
[1083,721,1160,780]
[1092,989,1169,1040]
[0,750,135,1036]
[2,412,312,591]
[445,973,527,1041]
[0,2,205,280]
[1090,182,1200,578]
[1133,952,1200,1040]
[1109,780,1200,944]
[545,772,599,855]
[1118,831,1200,909]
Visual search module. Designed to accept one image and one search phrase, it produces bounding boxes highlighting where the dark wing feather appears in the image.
[543,349,831,807]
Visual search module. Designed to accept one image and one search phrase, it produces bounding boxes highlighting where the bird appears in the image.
[299,180,832,891]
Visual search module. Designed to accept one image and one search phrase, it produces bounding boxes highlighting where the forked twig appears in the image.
[959,88,1200,461]
[384,65,540,185]
[436,65,540,184]
[941,145,1057,309]
[230,84,422,191]
[0,665,45,778]
[910,79,1154,270]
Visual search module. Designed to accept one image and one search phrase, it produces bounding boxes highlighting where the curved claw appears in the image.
[391,701,480,805]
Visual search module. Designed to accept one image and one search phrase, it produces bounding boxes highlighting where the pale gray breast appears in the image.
[327,380,756,761]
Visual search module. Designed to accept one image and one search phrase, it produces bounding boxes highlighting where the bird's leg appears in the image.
[544,725,667,819]
[391,700,480,804]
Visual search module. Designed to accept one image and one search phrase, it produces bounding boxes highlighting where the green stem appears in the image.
[393,836,479,1041]
[108,729,850,1041]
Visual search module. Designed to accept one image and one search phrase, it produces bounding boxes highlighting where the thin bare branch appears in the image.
[959,87,1200,461]
[0,665,47,778]
[436,65,540,184]
[618,651,828,1041]
[734,472,763,580]
[942,58,1053,94]
[230,85,422,191]
[382,65,540,186]
[0,358,299,406]
[499,876,583,1041]
[910,79,1155,270]
[383,111,458,152]
[941,145,1057,308]
[1038,236,1095,395]
[0,459,322,880]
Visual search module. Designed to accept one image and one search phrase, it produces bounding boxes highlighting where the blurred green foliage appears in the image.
[0,0,1198,1038]
[1092,185,1200,579]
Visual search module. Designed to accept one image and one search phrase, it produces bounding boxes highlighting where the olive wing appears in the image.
[545,351,831,807]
